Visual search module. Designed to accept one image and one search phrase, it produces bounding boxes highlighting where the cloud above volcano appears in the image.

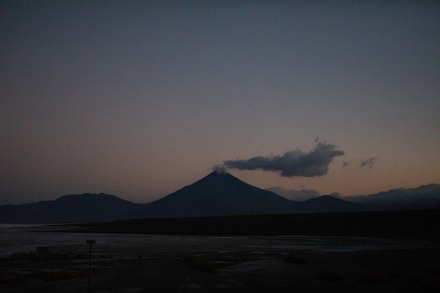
[218,142,344,178]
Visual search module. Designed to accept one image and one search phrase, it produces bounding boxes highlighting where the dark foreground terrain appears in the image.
[2,245,439,292]
[79,209,440,241]
[1,210,439,292]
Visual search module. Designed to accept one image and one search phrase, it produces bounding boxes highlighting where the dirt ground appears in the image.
[1,247,440,292]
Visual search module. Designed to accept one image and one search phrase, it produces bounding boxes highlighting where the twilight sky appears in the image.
[1,1,439,204]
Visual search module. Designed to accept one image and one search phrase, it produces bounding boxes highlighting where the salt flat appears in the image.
[1,225,439,292]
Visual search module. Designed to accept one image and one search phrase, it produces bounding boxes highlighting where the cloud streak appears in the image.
[267,187,320,201]
[360,157,378,169]
[220,142,344,178]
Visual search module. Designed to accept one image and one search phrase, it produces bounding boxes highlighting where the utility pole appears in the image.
[86,240,96,293]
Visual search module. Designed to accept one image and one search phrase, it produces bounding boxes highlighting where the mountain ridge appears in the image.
[301,195,355,213]
[0,172,438,223]
[346,183,440,204]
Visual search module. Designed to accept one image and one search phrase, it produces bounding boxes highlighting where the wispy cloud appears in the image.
[267,187,320,201]
[217,141,344,178]
[360,157,378,169]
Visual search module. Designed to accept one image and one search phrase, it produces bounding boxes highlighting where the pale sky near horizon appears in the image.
[1,1,439,205]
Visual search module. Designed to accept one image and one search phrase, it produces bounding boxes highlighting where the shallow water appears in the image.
[0,224,432,259]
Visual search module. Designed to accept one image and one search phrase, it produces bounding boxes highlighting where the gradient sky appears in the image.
[1,1,439,205]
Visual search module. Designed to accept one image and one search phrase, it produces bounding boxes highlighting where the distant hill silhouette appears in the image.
[345,184,440,210]
[0,193,139,223]
[301,195,355,213]
[0,172,438,223]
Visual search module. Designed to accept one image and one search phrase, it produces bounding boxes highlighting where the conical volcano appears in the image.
[140,171,296,218]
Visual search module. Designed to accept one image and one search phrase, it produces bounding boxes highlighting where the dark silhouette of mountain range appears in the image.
[301,195,355,212]
[0,171,438,223]
[345,183,440,210]
[0,193,139,223]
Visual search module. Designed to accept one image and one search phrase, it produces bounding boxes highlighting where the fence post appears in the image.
[86,240,96,293]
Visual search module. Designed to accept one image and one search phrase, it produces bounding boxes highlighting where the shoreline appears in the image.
[70,209,440,242]
[2,210,440,292]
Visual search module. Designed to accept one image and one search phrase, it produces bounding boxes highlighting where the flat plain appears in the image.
[1,210,440,292]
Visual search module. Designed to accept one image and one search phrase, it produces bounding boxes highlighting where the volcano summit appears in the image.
[138,171,296,218]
